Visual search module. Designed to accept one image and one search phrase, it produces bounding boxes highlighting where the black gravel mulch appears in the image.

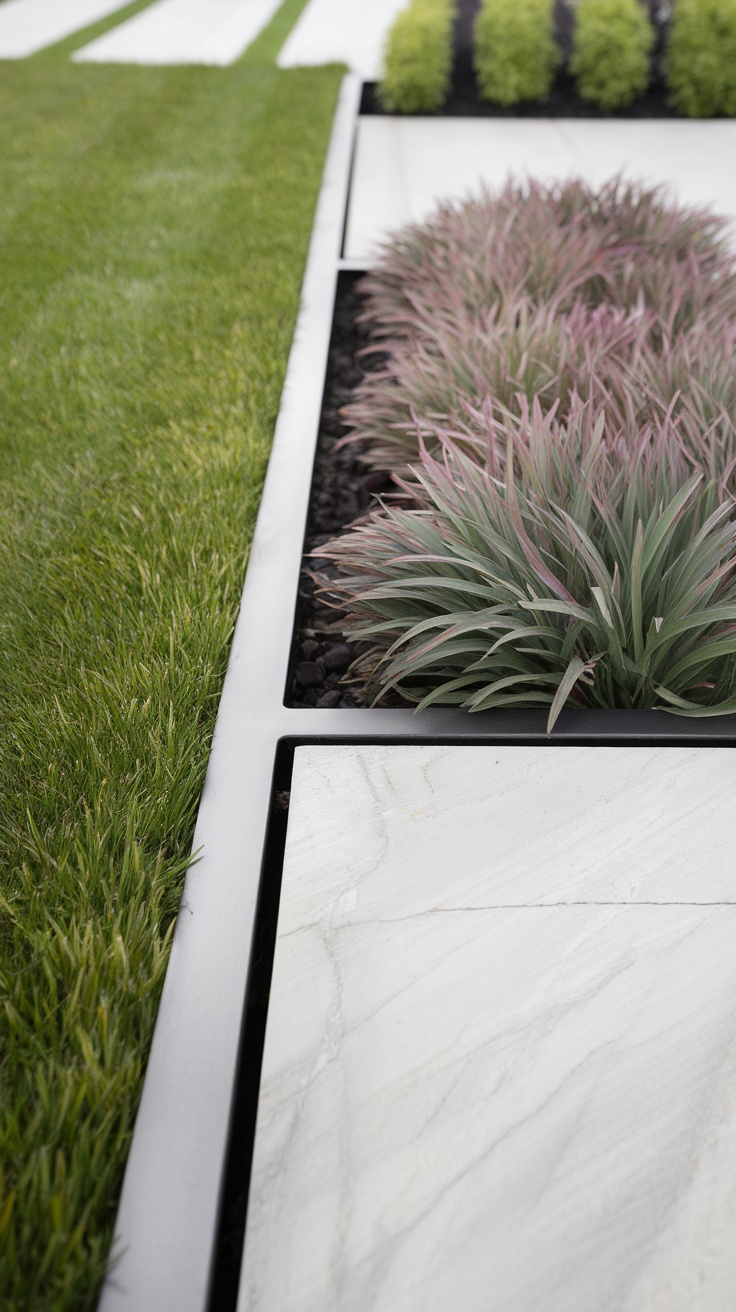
[285,273,397,709]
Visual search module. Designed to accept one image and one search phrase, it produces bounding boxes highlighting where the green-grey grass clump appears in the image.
[667,0,736,116]
[378,0,456,113]
[0,53,341,1312]
[473,0,557,106]
[323,181,736,728]
[323,401,736,730]
[570,0,654,110]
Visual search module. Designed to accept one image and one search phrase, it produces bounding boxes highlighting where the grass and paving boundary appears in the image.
[0,18,342,1309]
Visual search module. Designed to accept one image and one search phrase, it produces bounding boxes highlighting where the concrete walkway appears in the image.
[277,0,409,79]
[74,0,282,65]
[345,117,736,260]
[0,0,132,58]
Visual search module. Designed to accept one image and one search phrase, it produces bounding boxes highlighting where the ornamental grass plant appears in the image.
[345,299,736,477]
[358,180,736,345]
[324,181,736,725]
[345,181,736,476]
[323,404,736,729]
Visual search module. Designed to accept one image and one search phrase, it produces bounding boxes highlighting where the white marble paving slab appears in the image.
[274,745,736,907]
[240,744,736,1311]
[344,117,736,261]
[0,0,131,58]
[74,0,282,65]
[277,0,409,79]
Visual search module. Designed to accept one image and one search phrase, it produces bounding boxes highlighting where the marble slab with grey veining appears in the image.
[239,745,736,1312]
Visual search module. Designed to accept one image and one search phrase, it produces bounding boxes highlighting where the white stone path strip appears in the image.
[241,743,736,1312]
[345,117,736,261]
[74,0,282,65]
[0,0,131,58]
[277,0,409,79]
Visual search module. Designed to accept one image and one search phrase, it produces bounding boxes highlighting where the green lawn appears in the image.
[0,35,342,1311]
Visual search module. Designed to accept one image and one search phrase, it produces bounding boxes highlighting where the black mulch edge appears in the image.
[361,0,691,120]
[284,273,400,709]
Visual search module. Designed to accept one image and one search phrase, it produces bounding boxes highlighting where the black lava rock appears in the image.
[316,689,343,708]
[363,471,394,494]
[322,643,353,672]
[295,661,324,689]
[286,274,403,709]
[286,275,379,709]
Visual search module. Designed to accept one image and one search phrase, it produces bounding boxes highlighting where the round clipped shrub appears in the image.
[570,0,654,110]
[473,0,557,106]
[379,0,455,114]
[667,0,736,117]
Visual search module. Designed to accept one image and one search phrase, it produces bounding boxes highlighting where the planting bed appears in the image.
[101,69,736,1312]
[299,179,736,724]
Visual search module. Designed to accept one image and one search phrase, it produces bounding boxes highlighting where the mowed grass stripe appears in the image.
[0,58,341,1310]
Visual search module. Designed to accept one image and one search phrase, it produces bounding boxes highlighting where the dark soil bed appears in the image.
[285,272,398,709]
[361,0,686,120]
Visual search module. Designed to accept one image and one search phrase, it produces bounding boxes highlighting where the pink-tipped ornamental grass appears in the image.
[344,297,645,470]
[360,178,736,344]
[345,180,736,476]
[320,403,736,729]
[629,318,736,488]
[345,309,736,491]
